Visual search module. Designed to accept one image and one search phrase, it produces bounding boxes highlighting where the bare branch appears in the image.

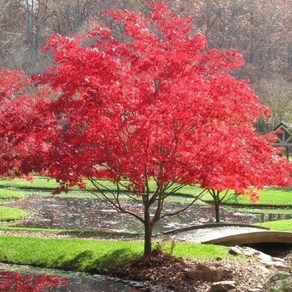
[88,177,144,223]
[160,188,206,219]
[219,189,230,203]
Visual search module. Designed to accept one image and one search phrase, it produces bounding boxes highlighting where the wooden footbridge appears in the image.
[203,230,292,245]
[165,223,292,246]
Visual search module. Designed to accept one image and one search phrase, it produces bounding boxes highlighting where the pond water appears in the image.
[7,196,290,233]
[0,263,140,292]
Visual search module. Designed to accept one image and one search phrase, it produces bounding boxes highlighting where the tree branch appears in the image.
[89,178,144,223]
[160,188,206,219]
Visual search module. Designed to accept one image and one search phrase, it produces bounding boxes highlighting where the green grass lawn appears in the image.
[0,217,289,276]
[0,177,205,203]
[0,206,27,221]
[233,188,292,206]
[0,176,203,195]
[0,189,24,200]
[0,236,231,272]
[259,219,292,231]
[0,177,291,206]
[0,177,144,191]
[0,177,62,190]
[202,187,292,206]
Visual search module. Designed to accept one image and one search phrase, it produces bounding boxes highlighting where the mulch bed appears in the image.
[109,248,292,292]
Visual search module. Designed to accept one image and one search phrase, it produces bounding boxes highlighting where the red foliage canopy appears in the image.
[0,69,54,178]
[28,2,291,196]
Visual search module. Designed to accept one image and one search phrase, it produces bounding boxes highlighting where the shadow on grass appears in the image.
[92,248,140,271]
[60,250,95,270]
[54,249,140,272]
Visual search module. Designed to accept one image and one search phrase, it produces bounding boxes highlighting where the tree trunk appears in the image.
[144,221,153,257]
[214,200,220,223]
[143,205,153,257]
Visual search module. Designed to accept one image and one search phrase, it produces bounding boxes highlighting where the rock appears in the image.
[229,246,243,256]
[228,245,290,271]
[185,269,200,280]
[185,264,222,282]
[273,257,287,263]
[258,264,271,274]
[257,253,289,270]
[209,280,236,292]
[204,270,222,282]
[241,246,261,256]
[265,272,292,292]
[197,264,223,282]
[272,261,290,270]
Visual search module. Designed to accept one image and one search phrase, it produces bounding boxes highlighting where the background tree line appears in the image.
[1,0,291,131]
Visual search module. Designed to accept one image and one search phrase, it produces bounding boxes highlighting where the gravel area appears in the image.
[112,249,292,292]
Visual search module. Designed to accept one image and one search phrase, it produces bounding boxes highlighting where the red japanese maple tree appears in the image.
[196,124,291,222]
[30,3,291,256]
[0,68,56,179]
[0,69,34,177]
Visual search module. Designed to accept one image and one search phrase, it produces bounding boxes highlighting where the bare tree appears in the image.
[256,77,292,132]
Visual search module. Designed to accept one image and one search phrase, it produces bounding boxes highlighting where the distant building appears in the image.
[274,122,292,159]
